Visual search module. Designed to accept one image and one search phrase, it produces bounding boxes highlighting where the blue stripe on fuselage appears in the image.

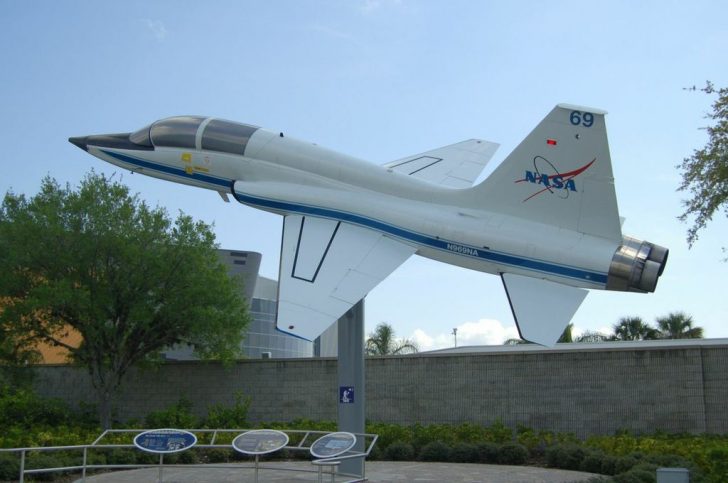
[99,149,608,285]
[100,149,230,189]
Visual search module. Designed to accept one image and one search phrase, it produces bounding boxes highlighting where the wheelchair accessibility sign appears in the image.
[339,386,354,404]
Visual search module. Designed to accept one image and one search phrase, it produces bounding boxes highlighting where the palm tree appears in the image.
[655,312,704,339]
[558,323,574,343]
[611,316,659,341]
[365,322,418,355]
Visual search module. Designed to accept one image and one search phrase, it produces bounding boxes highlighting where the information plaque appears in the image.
[133,429,197,454]
[309,431,357,459]
[232,429,289,455]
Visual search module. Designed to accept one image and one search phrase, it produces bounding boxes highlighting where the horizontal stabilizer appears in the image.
[501,273,587,346]
[384,139,499,188]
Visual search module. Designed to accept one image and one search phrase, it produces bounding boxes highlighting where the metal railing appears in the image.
[0,428,378,483]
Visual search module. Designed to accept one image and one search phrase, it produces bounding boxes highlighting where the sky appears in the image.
[1,1,727,350]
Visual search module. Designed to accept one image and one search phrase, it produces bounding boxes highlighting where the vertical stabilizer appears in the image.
[471,104,622,241]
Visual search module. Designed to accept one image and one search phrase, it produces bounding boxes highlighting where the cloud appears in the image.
[141,18,168,41]
[411,319,519,351]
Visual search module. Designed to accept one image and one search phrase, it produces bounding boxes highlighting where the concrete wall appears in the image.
[31,340,728,437]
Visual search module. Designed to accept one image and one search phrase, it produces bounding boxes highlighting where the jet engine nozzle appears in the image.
[606,236,668,293]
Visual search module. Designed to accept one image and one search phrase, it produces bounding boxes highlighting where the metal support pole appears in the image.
[82,447,88,481]
[19,450,25,483]
[337,300,365,477]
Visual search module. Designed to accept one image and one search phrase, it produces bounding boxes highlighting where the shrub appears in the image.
[545,444,588,470]
[0,388,71,428]
[450,442,479,463]
[476,442,500,464]
[614,455,640,474]
[25,453,71,481]
[497,442,529,465]
[384,441,415,461]
[412,424,456,450]
[164,450,200,465]
[614,462,658,483]
[105,448,138,465]
[145,397,197,428]
[418,441,451,462]
[580,451,607,474]
[200,448,231,463]
[366,422,412,451]
[486,420,513,444]
[0,453,21,481]
[707,447,728,482]
[600,454,619,476]
[204,391,251,429]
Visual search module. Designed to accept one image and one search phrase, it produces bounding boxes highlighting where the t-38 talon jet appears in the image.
[70,104,667,346]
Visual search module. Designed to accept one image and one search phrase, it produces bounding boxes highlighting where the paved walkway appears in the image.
[75,461,599,482]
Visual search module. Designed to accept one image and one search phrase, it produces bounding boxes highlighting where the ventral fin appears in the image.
[501,273,587,347]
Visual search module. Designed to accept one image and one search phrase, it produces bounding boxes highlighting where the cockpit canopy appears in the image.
[129,116,260,156]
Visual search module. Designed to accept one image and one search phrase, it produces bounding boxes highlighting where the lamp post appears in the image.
[452,328,458,348]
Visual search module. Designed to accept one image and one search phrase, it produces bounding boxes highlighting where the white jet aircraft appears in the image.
[70,104,668,346]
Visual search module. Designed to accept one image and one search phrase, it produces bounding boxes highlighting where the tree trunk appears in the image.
[97,387,113,430]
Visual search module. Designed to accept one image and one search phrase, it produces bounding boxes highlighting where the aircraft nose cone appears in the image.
[68,136,89,151]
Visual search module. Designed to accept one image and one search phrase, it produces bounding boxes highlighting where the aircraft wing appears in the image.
[383,139,499,188]
[277,215,416,341]
[501,273,588,346]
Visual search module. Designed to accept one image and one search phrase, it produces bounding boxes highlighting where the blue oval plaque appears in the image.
[133,429,198,454]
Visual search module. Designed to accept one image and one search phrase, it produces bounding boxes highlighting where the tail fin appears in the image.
[471,104,622,241]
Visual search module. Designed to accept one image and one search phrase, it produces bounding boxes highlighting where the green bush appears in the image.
[450,442,479,463]
[707,447,728,483]
[600,454,619,475]
[497,442,528,465]
[104,448,138,465]
[25,453,72,481]
[0,388,71,428]
[0,452,21,480]
[145,397,197,428]
[486,420,513,444]
[546,444,588,470]
[384,441,415,461]
[580,451,607,474]
[614,462,658,483]
[200,448,231,463]
[204,391,250,429]
[614,455,640,474]
[418,441,451,462]
[164,450,200,465]
[366,422,412,451]
[476,442,500,464]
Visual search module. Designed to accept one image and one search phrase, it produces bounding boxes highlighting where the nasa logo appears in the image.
[515,156,595,202]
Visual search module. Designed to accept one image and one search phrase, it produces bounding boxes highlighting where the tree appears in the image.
[655,311,704,339]
[678,82,728,248]
[366,322,418,355]
[558,323,574,343]
[0,173,250,428]
[611,316,659,341]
